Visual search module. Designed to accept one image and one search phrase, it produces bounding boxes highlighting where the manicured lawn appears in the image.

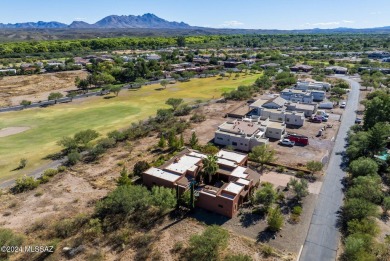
[0,74,259,181]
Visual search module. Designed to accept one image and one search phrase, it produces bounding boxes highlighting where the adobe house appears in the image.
[142,149,260,218]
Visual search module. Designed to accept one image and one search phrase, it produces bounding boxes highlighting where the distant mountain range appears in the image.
[0,13,390,34]
[0,13,192,29]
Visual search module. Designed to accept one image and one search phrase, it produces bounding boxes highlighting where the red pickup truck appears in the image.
[287,134,309,146]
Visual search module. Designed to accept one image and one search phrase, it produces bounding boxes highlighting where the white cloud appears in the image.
[219,20,244,28]
[74,17,87,21]
[301,20,355,28]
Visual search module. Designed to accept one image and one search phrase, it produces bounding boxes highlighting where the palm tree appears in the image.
[202,155,218,184]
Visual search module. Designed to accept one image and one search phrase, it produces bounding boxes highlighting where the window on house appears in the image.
[287,118,290,122]
[276,132,279,135]
[232,142,237,146]
[240,143,243,145]
[218,204,224,208]
[269,131,272,133]
[217,137,223,140]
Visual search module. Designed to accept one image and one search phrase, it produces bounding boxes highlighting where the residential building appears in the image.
[214,119,270,151]
[296,80,332,91]
[145,54,161,61]
[285,102,317,117]
[260,63,280,69]
[367,51,390,59]
[0,69,16,75]
[290,64,313,72]
[280,89,313,103]
[280,88,325,102]
[249,97,306,126]
[142,149,260,218]
[324,66,348,74]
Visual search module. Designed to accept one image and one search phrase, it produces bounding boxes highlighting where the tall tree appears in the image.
[249,145,276,168]
[253,182,277,210]
[165,98,183,111]
[267,206,284,232]
[202,155,219,184]
[160,79,169,89]
[48,92,64,104]
[189,132,199,149]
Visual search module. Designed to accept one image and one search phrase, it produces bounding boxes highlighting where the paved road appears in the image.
[300,76,361,261]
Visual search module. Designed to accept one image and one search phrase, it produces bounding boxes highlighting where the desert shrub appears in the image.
[52,214,89,239]
[276,166,285,173]
[82,218,102,240]
[67,150,81,166]
[343,198,379,222]
[171,241,184,253]
[150,186,176,213]
[0,229,24,259]
[267,206,284,232]
[57,166,67,172]
[97,137,116,149]
[296,171,305,178]
[11,176,39,194]
[347,218,379,237]
[43,168,58,177]
[109,228,134,250]
[187,225,229,261]
[173,104,192,116]
[132,233,154,248]
[34,191,43,197]
[224,253,252,261]
[39,174,50,184]
[343,233,376,261]
[292,206,302,216]
[107,130,127,142]
[88,144,106,161]
[260,245,275,257]
[201,143,219,155]
[190,113,206,123]
[133,161,150,176]
[18,158,28,169]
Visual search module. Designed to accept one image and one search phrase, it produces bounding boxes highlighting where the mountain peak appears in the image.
[0,13,191,29]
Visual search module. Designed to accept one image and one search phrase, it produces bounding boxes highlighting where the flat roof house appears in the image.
[296,80,332,91]
[214,119,270,151]
[281,88,325,102]
[249,97,306,127]
[324,66,348,75]
[142,149,260,218]
[290,64,313,72]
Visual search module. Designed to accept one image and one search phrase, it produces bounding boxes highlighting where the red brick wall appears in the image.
[196,192,240,218]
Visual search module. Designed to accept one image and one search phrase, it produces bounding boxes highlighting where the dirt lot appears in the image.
[183,100,341,169]
[0,70,88,107]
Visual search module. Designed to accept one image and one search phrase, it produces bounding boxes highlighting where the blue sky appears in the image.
[0,0,388,30]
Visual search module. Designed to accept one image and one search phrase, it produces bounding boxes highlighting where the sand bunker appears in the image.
[0,127,30,137]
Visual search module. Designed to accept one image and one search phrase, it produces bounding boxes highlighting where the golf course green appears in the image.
[0,74,258,182]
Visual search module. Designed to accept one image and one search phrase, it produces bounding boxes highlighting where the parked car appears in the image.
[340,101,346,108]
[309,116,322,123]
[318,115,328,122]
[355,118,362,124]
[279,139,295,147]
